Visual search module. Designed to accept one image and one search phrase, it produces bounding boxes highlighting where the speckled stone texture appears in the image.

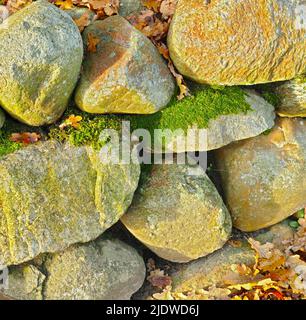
[134,221,294,299]
[215,118,306,232]
[121,160,232,263]
[1,236,146,300]
[275,77,306,117]
[0,141,140,266]
[168,0,306,85]
[0,0,83,126]
[119,0,144,17]
[75,16,175,114]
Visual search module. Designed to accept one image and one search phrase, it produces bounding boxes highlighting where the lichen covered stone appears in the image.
[215,118,306,232]
[121,160,232,263]
[75,16,175,114]
[168,0,306,85]
[275,76,306,117]
[0,140,140,266]
[0,0,83,126]
[1,236,146,300]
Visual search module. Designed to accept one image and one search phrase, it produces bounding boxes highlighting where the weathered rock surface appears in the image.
[119,0,144,17]
[75,15,175,114]
[0,140,140,266]
[121,160,232,263]
[215,118,306,232]
[168,0,306,85]
[275,76,306,117]
[0,0,83,126]
[133,221,294,299]
[169,222,294,293]
[0,109,4,128]
[1,236,146,300]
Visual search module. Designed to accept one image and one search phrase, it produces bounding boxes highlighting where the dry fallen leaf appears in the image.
[160,0,177,18]
[147,268,172,289]
[54,0,74,10]
[87,32,100,52]
[59,114,82,130]
[10,132,41,144]
[73,11,91,32]
[143,0,162,12]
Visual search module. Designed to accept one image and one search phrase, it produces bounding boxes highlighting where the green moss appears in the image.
[48,106,123,150]
[0,120,23,157]
[131,86,251,134]
[261,92,281,108]
[49,86,251,148]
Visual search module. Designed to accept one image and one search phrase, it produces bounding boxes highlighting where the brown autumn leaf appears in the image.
[10,132,41,144]
[156,42,190,100]
[249,238,285,272]
[87,32,100,52]
[147,269,172,289]
[160,0,177,18]
[6,0,32,13]
[73,11,90,32]
[143,0,162,12]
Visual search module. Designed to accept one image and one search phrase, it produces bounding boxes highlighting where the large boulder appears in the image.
[275,76,306,117]
[0,109,4,128]
[0,141,140,266]
[133,87,275,152]
[121,160,232,263]
[0,0,83,126]
[75,16,175,114]
[168,0,306,85]
[1,236,146,300]
[215,118,306,232]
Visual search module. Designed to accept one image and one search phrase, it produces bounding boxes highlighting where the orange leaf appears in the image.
[10,132,41,145]
[59,114,82,130]
[143,0,162,12]
[73,11,90,32]
[87,32,100,52]
[55,0,74,10]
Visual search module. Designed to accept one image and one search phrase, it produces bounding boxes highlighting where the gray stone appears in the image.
[0,0,83,126]
[1,236,146,300]
[215,117,306,232]
[119,0,144,17]
[0,140,140,266]
[121,159,232,263]
[275,76,306,117]
[75,16,175,114]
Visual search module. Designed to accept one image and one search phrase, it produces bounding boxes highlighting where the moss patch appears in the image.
[0,120,23,157]
[49,86,251,148]
[261,92,281,108]
[130,86,251,134]
[48,106,123,150]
